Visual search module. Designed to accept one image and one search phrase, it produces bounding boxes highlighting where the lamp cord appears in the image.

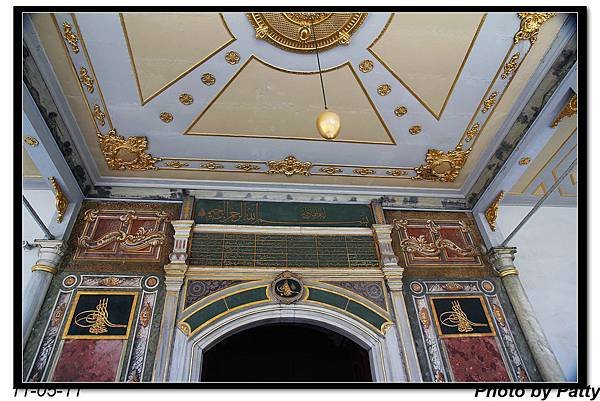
[311,24,328,110]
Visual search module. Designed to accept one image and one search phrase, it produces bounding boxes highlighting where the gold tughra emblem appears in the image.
[439,300,487,333]
[74,298,127,334]
[277,280,296,297]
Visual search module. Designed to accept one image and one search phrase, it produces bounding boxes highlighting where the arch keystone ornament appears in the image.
[247,13,367,52]
[270,272,305,304]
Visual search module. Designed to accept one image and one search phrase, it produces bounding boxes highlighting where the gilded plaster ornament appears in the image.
[179,94,193,105]
[79,67,94,93]
[201,73,216,86]
[24,136,39,147]
[501,53,521,80]
[62,21,79,53]
[513,13,556,44]
[481,92,498,113]
[49,177,68,223]
[377,84,391,96]
[267,155,311,176]
[386,169,408,177]
[353,168,375,176]
[409,125,422,135]
[247,13,367,52]
[394,106,407,117]
[518,157,531,165]
[484,191,505,231]
[551,94,577,128]
[97,129,160,171]
[225,51,240,65]
[164,161,189,168]
[236,163,261,172]
[200,162,224,170]
[319,167,343,175]
[159,112,173,123]
[93,104,106,126]
[359,59,374,73]
[465,122,480,142]
[413,144,471,182]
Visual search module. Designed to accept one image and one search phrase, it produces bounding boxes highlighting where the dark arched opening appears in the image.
[200,323,373,382]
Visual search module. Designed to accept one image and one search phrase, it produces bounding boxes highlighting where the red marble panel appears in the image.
[443,336,510,382]
[52,339,124,382]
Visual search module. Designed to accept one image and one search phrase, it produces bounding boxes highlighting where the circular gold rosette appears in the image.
[247,12,367,52]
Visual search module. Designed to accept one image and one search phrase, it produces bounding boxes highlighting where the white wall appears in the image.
[497,205,577,381]
[22,189,56,294]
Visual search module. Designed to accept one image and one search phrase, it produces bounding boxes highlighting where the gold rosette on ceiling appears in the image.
[247,12,367,52]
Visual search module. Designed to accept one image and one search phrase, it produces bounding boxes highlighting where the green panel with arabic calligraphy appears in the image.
[194,199,373,227]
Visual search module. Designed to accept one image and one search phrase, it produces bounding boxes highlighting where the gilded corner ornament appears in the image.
[97,129,160,171]
[62,21,80,53]
[551,94,577,128]
[513,13,556,45]
[49,177,68,223]
[413,145,471,182]
[485,191,505,231]
[79,67,94,93]
[267,155,311,176]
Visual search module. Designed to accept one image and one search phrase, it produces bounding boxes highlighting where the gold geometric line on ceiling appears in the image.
[183,56,398,146]
[119,13,236,106]
[52,13,115,132]
[551,144,577,197]
[367,13,487,121]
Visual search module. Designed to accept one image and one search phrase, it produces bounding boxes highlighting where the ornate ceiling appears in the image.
[28,12,570,198]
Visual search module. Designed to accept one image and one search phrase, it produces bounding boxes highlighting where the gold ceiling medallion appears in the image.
[97,129,160,171]
[359,59,374,73]
[501,53,521,80]
[247,13,367,52]
[201,73,216,86]
[394,106,407,117]
[165,161,189,168]
[62,21,80,53]
[236,163,261,172]
[49,177,68,223]
[518,157,531,165]
[413,145,471,183]
[179,94,194,105]
[386,169,407,177]
[484,191,504,231]
[513,13,556,45]
[225,51,240,65]
[319,167,343,175]
[353,168,375,176]
[377,84,391,96]
[159,112,173,123]
[24,136,39,147]
[267,155,311,176]
[93,104,106,126]
[78,67,94,93]
[409,125,422,135]
[200,162,224,170]
[551,94,577,128]
[465,122,480,142]
[481,92,498,113]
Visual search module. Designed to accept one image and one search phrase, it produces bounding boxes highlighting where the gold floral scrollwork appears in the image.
[200,162,224,170]
[377,84,391,96]
[465,122,480,142]
[62,21,79,53]
[319,167,343,175]
[165,161,189,168]
[159,112,173,123]
[179,94,193,105]
[49,177,68,223]
[386,169,407,177]
[413,145,471,182]
[97,129,160,171]
[267,155,311,176]
[93,104,106,126]
[79,67,94,93]
[236,163,261,172]
[353,168,375,176]
[201,73,216,86]
[501,53,521,80]
[481,92,498,113]
[513,13,556,45]
[394,106,407,117]
[551,94,577,128]
[24,136,39,147]
[225,51,240,65]
[485,191,505,231]
[409,125,422,135]
[359,59,373,73]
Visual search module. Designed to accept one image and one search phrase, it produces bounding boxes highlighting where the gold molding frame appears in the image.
[49,177,69,223]
[413,145,471,182]
[484,191,504,231]
[119,13,236,105]
[97,129,160,171]
[367,13,487,121]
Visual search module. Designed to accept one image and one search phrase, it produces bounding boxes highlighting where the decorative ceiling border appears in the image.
[119,13,236,106]
[367,13,487,121]
[183,56,397,146]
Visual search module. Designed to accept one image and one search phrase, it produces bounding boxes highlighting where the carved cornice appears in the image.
[484,191,505,231]
[97,129,160,171]
[267,155,311,176]
[413,145,471,182]
[49,177,68,223]
[551,94,577,128]
[514,13,556,45]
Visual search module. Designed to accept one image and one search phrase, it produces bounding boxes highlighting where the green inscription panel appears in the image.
[194,199,373,227]
[189,233,380,269]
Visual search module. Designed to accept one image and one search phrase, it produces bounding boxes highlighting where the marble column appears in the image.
[373,224,422,382]
[488,247,565,382]
[153,220,194,382]
[23,239,65,347]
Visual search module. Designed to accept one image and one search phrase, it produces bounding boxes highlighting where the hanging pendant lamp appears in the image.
[311,24,341,140]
